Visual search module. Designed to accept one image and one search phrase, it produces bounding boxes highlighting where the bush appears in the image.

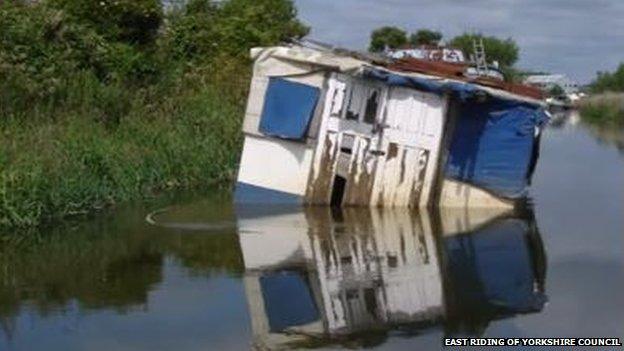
[217,0,309,55]
[0,2,162,117]
[0,0,308,232]
[368,26,408,52]
[165,0,308,62]
[410,29,442,46]
[590,63,624,93]
[0,85,243,231]
[581,104,620,126]
[579,93,624,128]
[48,0,164,46]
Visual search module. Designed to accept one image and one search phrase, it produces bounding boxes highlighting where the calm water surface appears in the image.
[1,123,623,350]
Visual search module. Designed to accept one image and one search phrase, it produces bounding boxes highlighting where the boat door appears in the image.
[371,87,446,207]
[306,74,388,205]
[306,74,446,207]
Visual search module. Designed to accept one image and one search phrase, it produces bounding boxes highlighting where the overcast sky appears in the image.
[294,0,624,84]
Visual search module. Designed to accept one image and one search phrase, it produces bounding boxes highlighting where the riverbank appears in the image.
[0,0,308,236]
[0,85,244,234]
[1,122,623,349]
[578,93,624,128]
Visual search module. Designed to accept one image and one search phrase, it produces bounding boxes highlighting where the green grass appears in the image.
[0,80,244,234]
[0,0,305,237]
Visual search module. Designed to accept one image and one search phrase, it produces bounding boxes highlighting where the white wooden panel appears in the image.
[327,117,374,136]
[237,135,314,196]
[439,179,514,209]
[384,87,445,150]
[378,87,447,207]
[238,212,312,270]
[309,75,446,207]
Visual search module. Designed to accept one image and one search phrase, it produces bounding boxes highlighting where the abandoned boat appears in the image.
[238,206,546,347]
[235,43,548,208]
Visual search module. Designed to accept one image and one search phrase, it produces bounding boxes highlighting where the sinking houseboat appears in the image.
[238,206,546,347]
[235,44,548,208]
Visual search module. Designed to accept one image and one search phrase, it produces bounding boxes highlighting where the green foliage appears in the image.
[368,26,407,52]
[164,0,220,61]
[165,0,308,62]
[0,0,306,231]
[368,28,520,80]
[500,66,524,84]
[590,63,624,93]
[217,0,309,56]
[579,93,624,128]
[0,85,243,231]
[548,84,565,97]
[449,33,519,68]
[409,29,442,46]
[48,0,164,46]
[0,2,162,117]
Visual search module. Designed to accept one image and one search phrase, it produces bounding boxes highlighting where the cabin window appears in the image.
[345,85,363,121]
[259,77,320,141]
[330,84,346,117]
[363,90,379,124]
[342,81,381,125]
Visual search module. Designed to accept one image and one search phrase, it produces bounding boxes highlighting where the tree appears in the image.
[590,63,624,93]
[449,33,519,68]
[48,0,164,46]
[165,0,221,60]
[409,29,442,46]
[548,84,565,97]
[368,26,407,52]
[166,0,309,60]
[216,0,309,56]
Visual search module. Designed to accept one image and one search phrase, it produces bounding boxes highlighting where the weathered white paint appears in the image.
[374,87,447,207]
[439,179,515,209]
[305,75,448,207]
[238,207,445,341]
[238,211,312,270]
[384,88,445,150]
[237,135,314,197]
[369,209,443,323]
[238,45,532,209]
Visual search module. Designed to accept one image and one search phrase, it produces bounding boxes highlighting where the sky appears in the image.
[293,0,624,84]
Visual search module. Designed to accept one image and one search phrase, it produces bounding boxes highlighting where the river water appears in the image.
[1,122,623,350]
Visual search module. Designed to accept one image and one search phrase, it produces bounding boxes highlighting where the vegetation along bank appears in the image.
[0,0,308,234]
[579,63,624,128]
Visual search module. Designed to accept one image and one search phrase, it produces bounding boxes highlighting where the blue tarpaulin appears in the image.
[364,67,548,198]
[260,271,319,332]
[259,77,320,140]
[444,218,546,313]
[363,68,479,101]
[445,102,549,198]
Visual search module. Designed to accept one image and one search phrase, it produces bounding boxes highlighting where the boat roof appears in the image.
[251,42,545,106]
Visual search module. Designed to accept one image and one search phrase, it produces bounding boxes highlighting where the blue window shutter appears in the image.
[259,78,320,140]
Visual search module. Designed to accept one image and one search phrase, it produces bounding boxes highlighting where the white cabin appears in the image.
[235,45,548,209]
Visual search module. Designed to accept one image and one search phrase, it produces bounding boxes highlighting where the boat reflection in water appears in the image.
[236,206,547,349]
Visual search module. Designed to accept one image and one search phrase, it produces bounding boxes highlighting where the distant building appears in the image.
[525,74,579,95]
[387,45,466,63]
[386,45,504,80]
